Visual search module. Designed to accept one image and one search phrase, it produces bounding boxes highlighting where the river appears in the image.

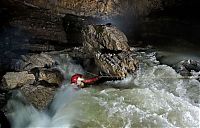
[6,50,200,128]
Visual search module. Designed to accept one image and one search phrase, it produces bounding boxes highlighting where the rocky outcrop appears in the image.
[10,10,67,44]
[4,0,120,18]
[12,53,57,71]
[20,84,56,110]
[1,52,65,109]
[2,71,35,89]
[83,24,130,55]
[3,0,179,18]
[95,52,139,77]
[37,68,64,86]
[83,24,139,77]
[174,60,200,81]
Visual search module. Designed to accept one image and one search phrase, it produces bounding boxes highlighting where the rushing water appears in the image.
[5,52,200,128]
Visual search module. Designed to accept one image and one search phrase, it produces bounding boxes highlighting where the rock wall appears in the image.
[3,0,179,18]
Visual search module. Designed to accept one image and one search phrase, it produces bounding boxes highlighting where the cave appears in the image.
[0,0,200,127]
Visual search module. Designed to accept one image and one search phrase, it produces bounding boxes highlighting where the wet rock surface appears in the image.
[11,53,57,71]
[1,71,35,89]
[174,60,200,81]
[0,52,64,110]
[20,84,56,110]
[83,24,139,77]
[37,68,64,86]
[83,25,130,54]
[95,52,139,77]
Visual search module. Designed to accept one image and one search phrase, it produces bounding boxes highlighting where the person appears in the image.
[70,74,100,88]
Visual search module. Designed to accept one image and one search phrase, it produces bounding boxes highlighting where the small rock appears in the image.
[174,59,200,81]
[2,72,35,89]
[38,68,64,86]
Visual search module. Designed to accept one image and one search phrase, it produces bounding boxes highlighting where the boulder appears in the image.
[37,68,64,86]
[2,71,35,89]
[11,53,57,71]
[82,24,139,77]
[82,24,130,55]
[174,60,200,81]
[95,52,139,77]
[20,84,56,110]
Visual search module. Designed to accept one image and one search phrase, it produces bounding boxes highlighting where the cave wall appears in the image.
[0,0,199,52]
[1,0,180,18]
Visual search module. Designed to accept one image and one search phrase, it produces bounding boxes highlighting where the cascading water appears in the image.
[5,52,200,128]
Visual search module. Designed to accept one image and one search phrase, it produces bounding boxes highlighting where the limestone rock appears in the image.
[95,52,139,77]
[37,68,64,86]
[174,60,200,81]
[82,24,139,77]
[4,0,175,18]
[6,0,120,18]
[2,72,35,89]
[12,53,57,71]
[20,84,56,110]
[83,25,130,55]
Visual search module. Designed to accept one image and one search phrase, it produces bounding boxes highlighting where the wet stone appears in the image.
[11,53,56,71]
[20,84,56,110]
[1,71,35,89]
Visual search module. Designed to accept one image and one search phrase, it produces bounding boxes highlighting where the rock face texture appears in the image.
[20,84,56,110]
[82,24,139,77]
[10,10,67,44]
[95,52,139,77]
[174,60,200,81]
[1,52,64,110]
[3,0,178,18]
[38,68,64,85]
[12,53,56,71]
[2,72,35,89]
[83,25,130,54]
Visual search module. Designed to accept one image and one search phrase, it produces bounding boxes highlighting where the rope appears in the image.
[85,71,123,79]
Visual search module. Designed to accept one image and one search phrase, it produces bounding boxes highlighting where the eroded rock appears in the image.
[20,84,56,110]
[83,24,130,55]
[37,68,64,86]
[12,53,57,71]
[95,52,139,77]
[2,71,35,89]
[174,59,200,81]
[4,0,177,18]
[83,24,139,77]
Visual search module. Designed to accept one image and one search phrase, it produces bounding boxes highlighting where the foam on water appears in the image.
[5,53,200,128]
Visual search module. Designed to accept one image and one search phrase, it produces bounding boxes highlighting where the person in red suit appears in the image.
[71,74,100,88]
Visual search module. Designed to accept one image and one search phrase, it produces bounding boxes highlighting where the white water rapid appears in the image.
[5,53,200,128]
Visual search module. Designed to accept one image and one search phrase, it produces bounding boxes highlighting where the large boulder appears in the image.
[95,52,139,77]
[2,71,35,89]
[83,24,130,55]
[82,24,139,77]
